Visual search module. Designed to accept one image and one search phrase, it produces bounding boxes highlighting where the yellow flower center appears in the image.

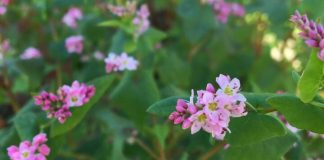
[197,114,207,122]
[208,102,218,111]
[71,96,78,102]
[22,152,29,158]
[224,86,233,95]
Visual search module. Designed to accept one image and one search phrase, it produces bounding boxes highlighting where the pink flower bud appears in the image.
[168,112,179,121]
[206,83,215,93]
[305,39,318,47]
[174,116,184,124]
[38,144,50,155]
[176,105,186,112]
[319,39,324,48]
[182,119,192,129]
[188,104,198,114]
[318,49,324,61]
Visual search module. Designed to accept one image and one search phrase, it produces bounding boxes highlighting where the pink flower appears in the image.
[291,11,324,61]
[1,0,9,5]
[117,53,139,71]
[65,35,84,54]
[104,52,139,73]
[107,1,136,17]
[216,74,246,103]
[20,47,42,60]
[7,133,50,160]
[34,81,95,123]
[59,80,95,107]
[133,4,150,36]
[0,0,9,15]
[231,3,245,17]
[168,74,247,141]
[0,6,6,15]
[206,0,245,23]
[62,7,83,29]
[32,133,47,146]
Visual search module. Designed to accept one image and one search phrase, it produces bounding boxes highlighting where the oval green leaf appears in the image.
[225,113,286,146]
[297,51,324,103]
[268,94,324,133]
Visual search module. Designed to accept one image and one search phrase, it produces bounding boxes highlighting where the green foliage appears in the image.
[297,51,324,103]
[226,113,286,146]
[2,0,324,159]
[224,132,297,160]
[268,94,324,134]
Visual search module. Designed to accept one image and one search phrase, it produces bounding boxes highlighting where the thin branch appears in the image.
[135,138,159,160]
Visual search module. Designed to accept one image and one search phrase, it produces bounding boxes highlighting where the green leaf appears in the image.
[110,70,160,125]
[224,132,297,160]
[268,94,324,133]
[243,93,275,109]
[297,51,324,103]
[13,101,46,140]
[225,113,286,146]
[0,127,20,154]
[177,0,215,43]
[95,108,134,135]
[146,96,188,116]
[50,75,115,137]
[98,20,123,28]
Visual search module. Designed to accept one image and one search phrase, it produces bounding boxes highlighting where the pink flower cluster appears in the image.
[107,1,136,17]
[7,133,50,160]
[204,0,245,23]
[34,81,95,123]
[290,11,324,61]
[104,52,139,73]
[65,35,84,54]
[169,74,247,140]
[0,0,9,15]
[62,7,83,29]
[20,47,42,60]
[133,4,150,36]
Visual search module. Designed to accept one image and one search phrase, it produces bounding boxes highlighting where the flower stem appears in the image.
[135,138,159,160]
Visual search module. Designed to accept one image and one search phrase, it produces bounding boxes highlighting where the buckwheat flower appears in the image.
[7,133,50,160]
[133,4,150,36]
[59,81,95,107]
[231,3,245,17]
[62,7,83,29]
[189,110,214,134]
[117,53,139,71]
[104,52,139,73]
[107,1,136,17]
[169,99,197,129]
[20,47,42,60]
[216,74,246,103]
[168,74,247,141]
[65,35,84,54]
[55,105,72,123]
[206,0,245,23]
[0,0,9,15]
[34,81,95,123]
[291,10,324,61]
